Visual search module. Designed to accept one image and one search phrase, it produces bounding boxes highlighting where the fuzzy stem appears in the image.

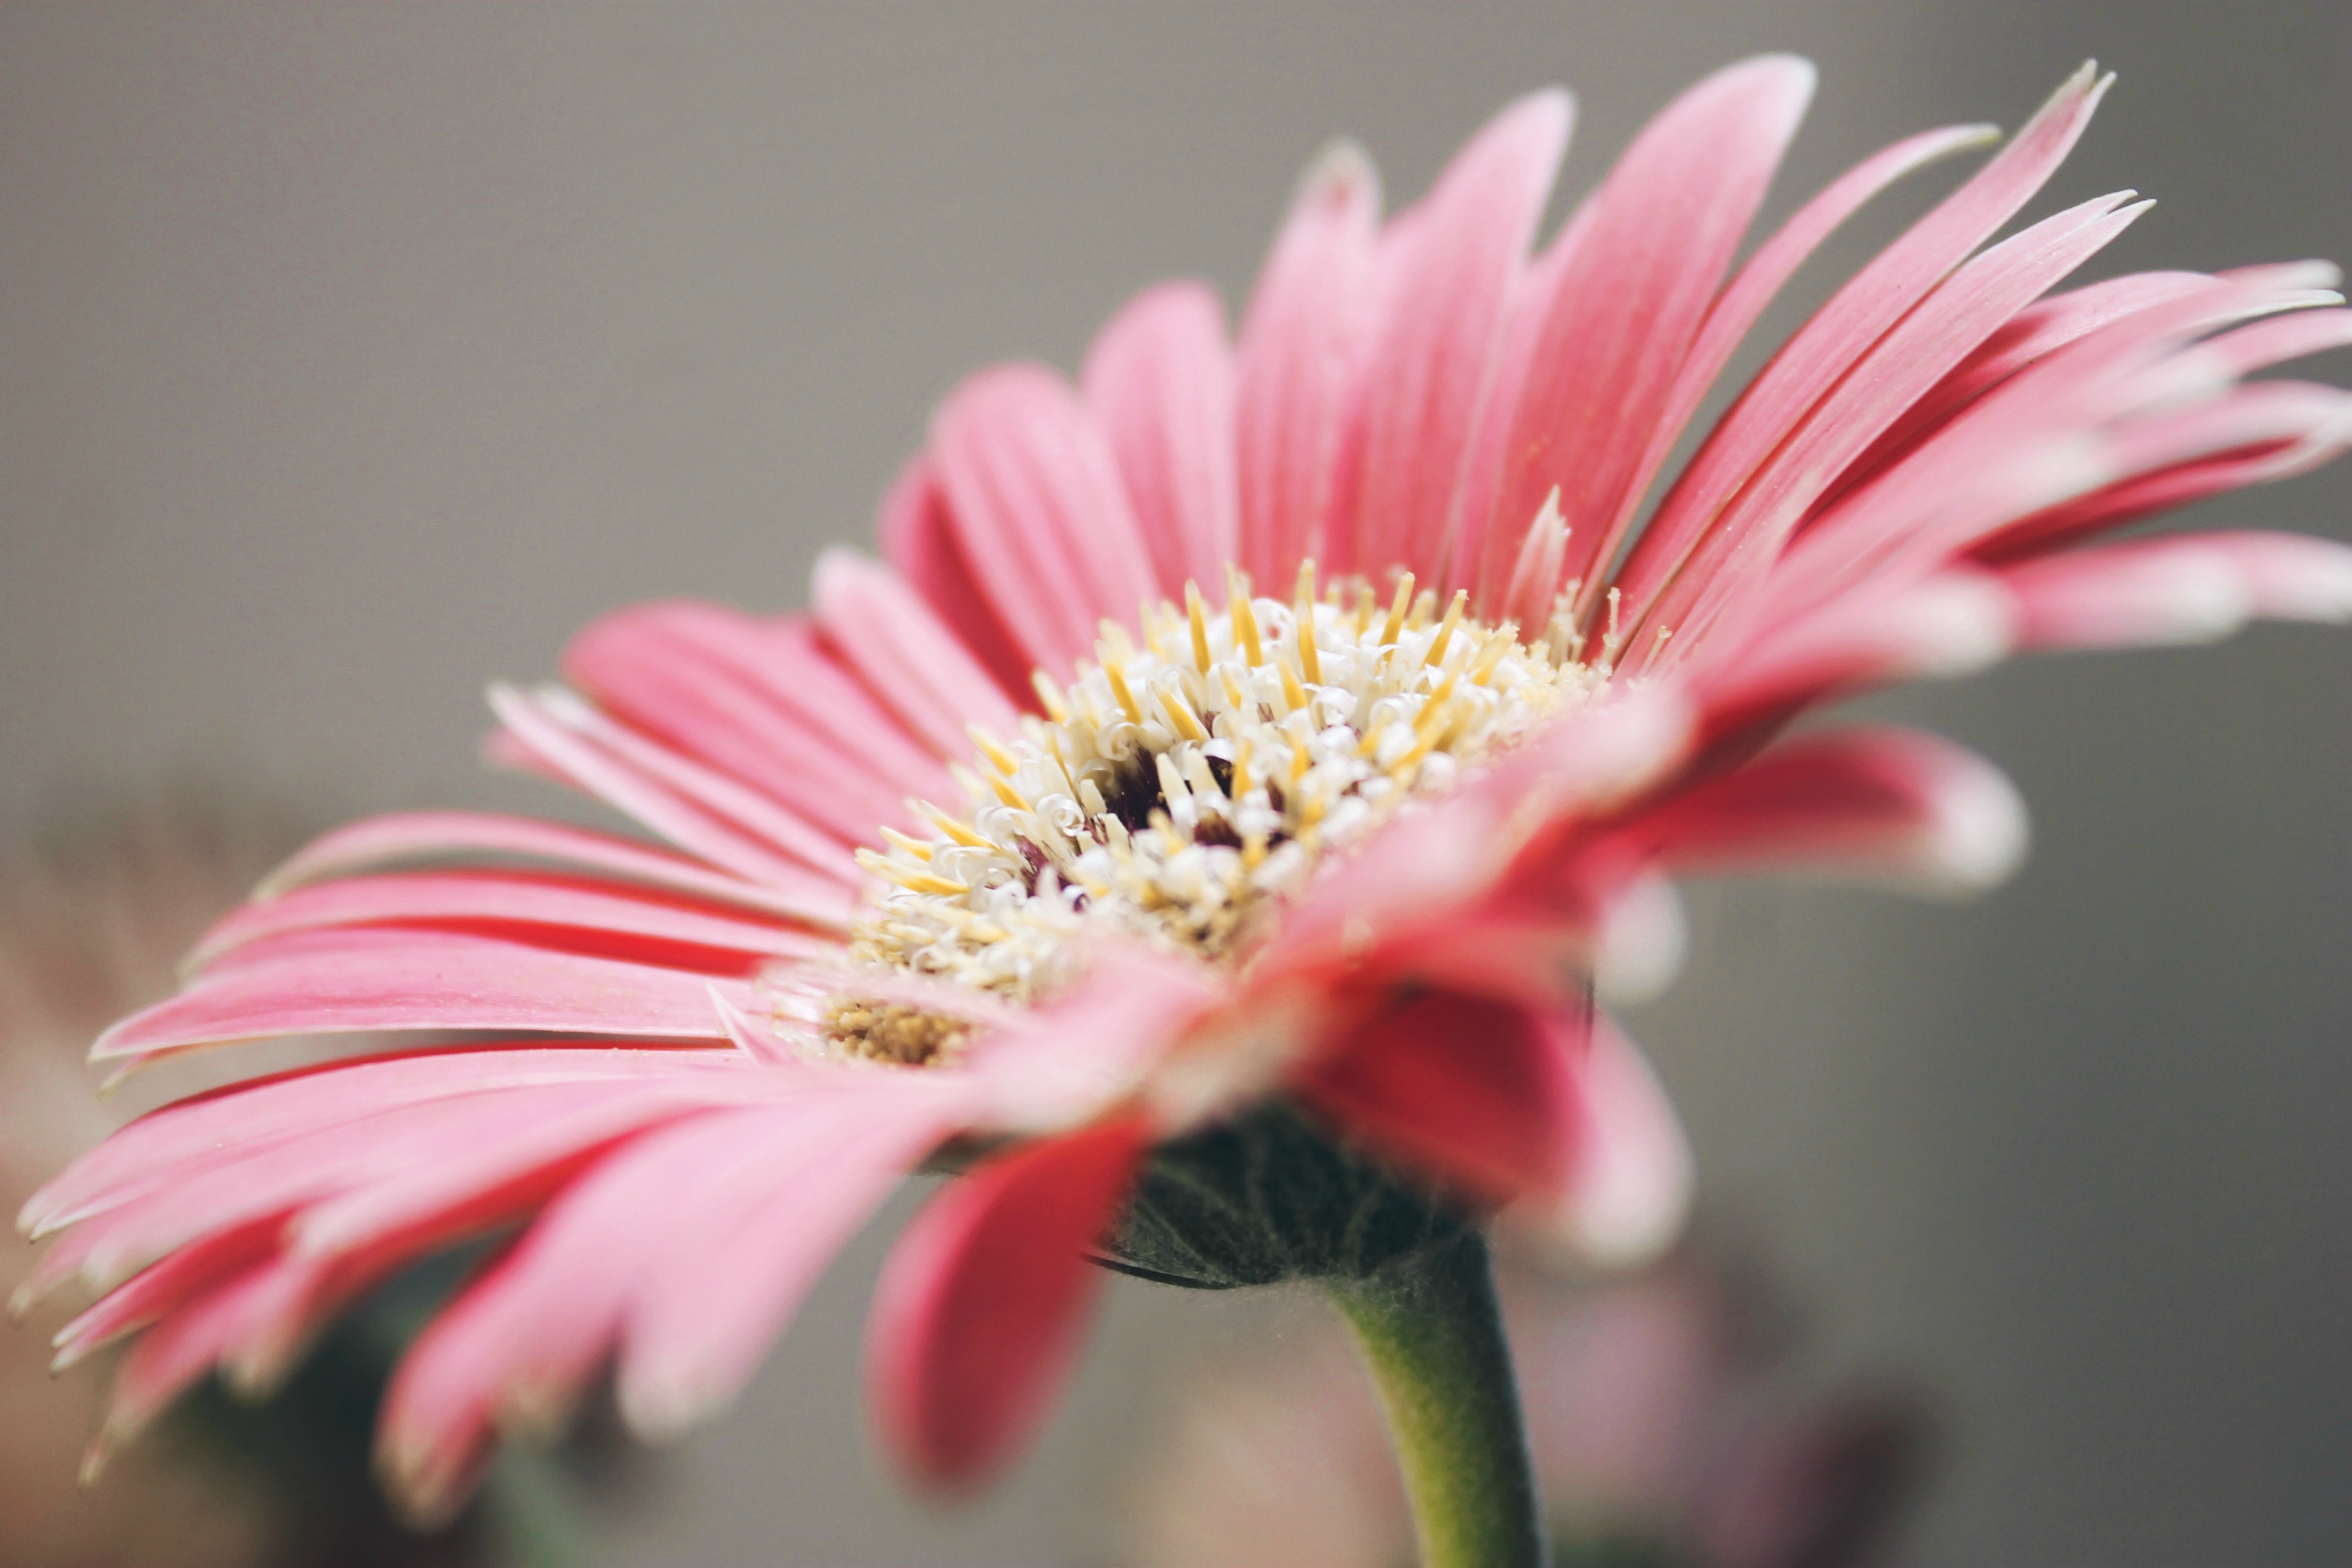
[1326,1228,1545,1568]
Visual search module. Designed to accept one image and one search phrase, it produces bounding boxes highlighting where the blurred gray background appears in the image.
[3,2,2347,1563]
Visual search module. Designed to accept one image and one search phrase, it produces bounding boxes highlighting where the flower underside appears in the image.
[824,561,1613,1063]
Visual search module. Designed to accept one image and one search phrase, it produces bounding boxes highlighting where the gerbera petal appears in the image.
[253,810,849,926]
[1340,89,1573,583]
[1502,1015,1693,1269]
[811,547,1025,756]
[1692,572,2019,742]
[931,363,1163,674]
[1234,141,1382,588]
[379,1107,800,1520]
[91,928,744,1065]
[2005,530,2352,649]
[561,602,950,841]
[867,1114,1148,1489]
[1298,989,1583,1202]
[617,1076,975,1439]
[1475,54,1818,609]
[1633,725,2029,896]
[1617,62,2114,637]
[1081,281,1241,598]
[491,683,856,886]
[1576,121,2001,605]
[875,452,1036,705]
[188,871,835,975]
[1639,189,2152,663]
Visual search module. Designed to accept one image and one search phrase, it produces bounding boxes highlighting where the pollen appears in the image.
[822,564,1607,1062]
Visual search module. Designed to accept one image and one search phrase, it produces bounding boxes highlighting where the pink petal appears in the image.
[1630,725,2028,895]
[91,927,745,1064]
[1472,55,1818,610]
[617,1075,976,1438]
[99,1260,283,1450]
[1837,270,2217,495]
[876,452,1038,705]
[23,1047,746,1241]
[1297,989,1584,1202]
[1690,572,2018,743]
[1340,89,1572,583]
[931,363,1163,676]
[1080,281,1240,597]
[811,547,1024,756]
[254,810,849,927]
[1575,121,2002,607]
[48,1216,284,1370]
[1502,1015,1693,1268]
[491,684,856,887]
[1638,190,2151,664]
[380,1108,802,1516]
[867,1115,1148,1490]
[1443,194,1596,597]
[189,871,835,974]
[562,600,949,838]
[2005,530,2352,649]
[1233,142,1382,588]
[1616,63,2113,639]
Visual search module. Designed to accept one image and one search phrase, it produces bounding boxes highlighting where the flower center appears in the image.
[825,565,1607,1063]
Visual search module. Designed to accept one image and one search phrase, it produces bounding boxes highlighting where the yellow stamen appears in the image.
[1104,661,1146,724]
[965,724,1019,776]
[856,849,968,897]
[1380,572,1416,646]
[1185,580,1214,674]
[1279,656,1309,714]
[1231,737,1254,800]
[1406,587,1438,631]
[1140,600,1167,658]
[919,803,992,849]
[1424,589,1469,667]
[1292,561,1324,683]
[1157,683,1209,743]
[1030,671,1071,724]
[1227,567,1264,666]
[1100,618,1137,662]
[880,827,934,860]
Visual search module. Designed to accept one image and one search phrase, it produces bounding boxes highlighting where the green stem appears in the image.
[1325,1228,1545,1568]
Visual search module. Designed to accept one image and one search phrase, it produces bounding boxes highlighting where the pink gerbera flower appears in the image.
[21,55,2352,1532]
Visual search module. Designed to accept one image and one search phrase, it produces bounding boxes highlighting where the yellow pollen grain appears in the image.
[1424,589,1469,668]
[1381,572,1416,646]
[1030,671,1071,724]
[1226,567,1264,666]
[1157,683,1209,743]
[1185,581,1214,674]
[1104,661,1146,724]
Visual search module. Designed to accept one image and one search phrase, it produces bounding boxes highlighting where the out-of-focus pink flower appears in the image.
[1129,1241,1930,1568]
[23,57,2352,1520]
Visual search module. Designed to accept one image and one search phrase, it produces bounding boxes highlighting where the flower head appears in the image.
[21,56,2352,1521]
